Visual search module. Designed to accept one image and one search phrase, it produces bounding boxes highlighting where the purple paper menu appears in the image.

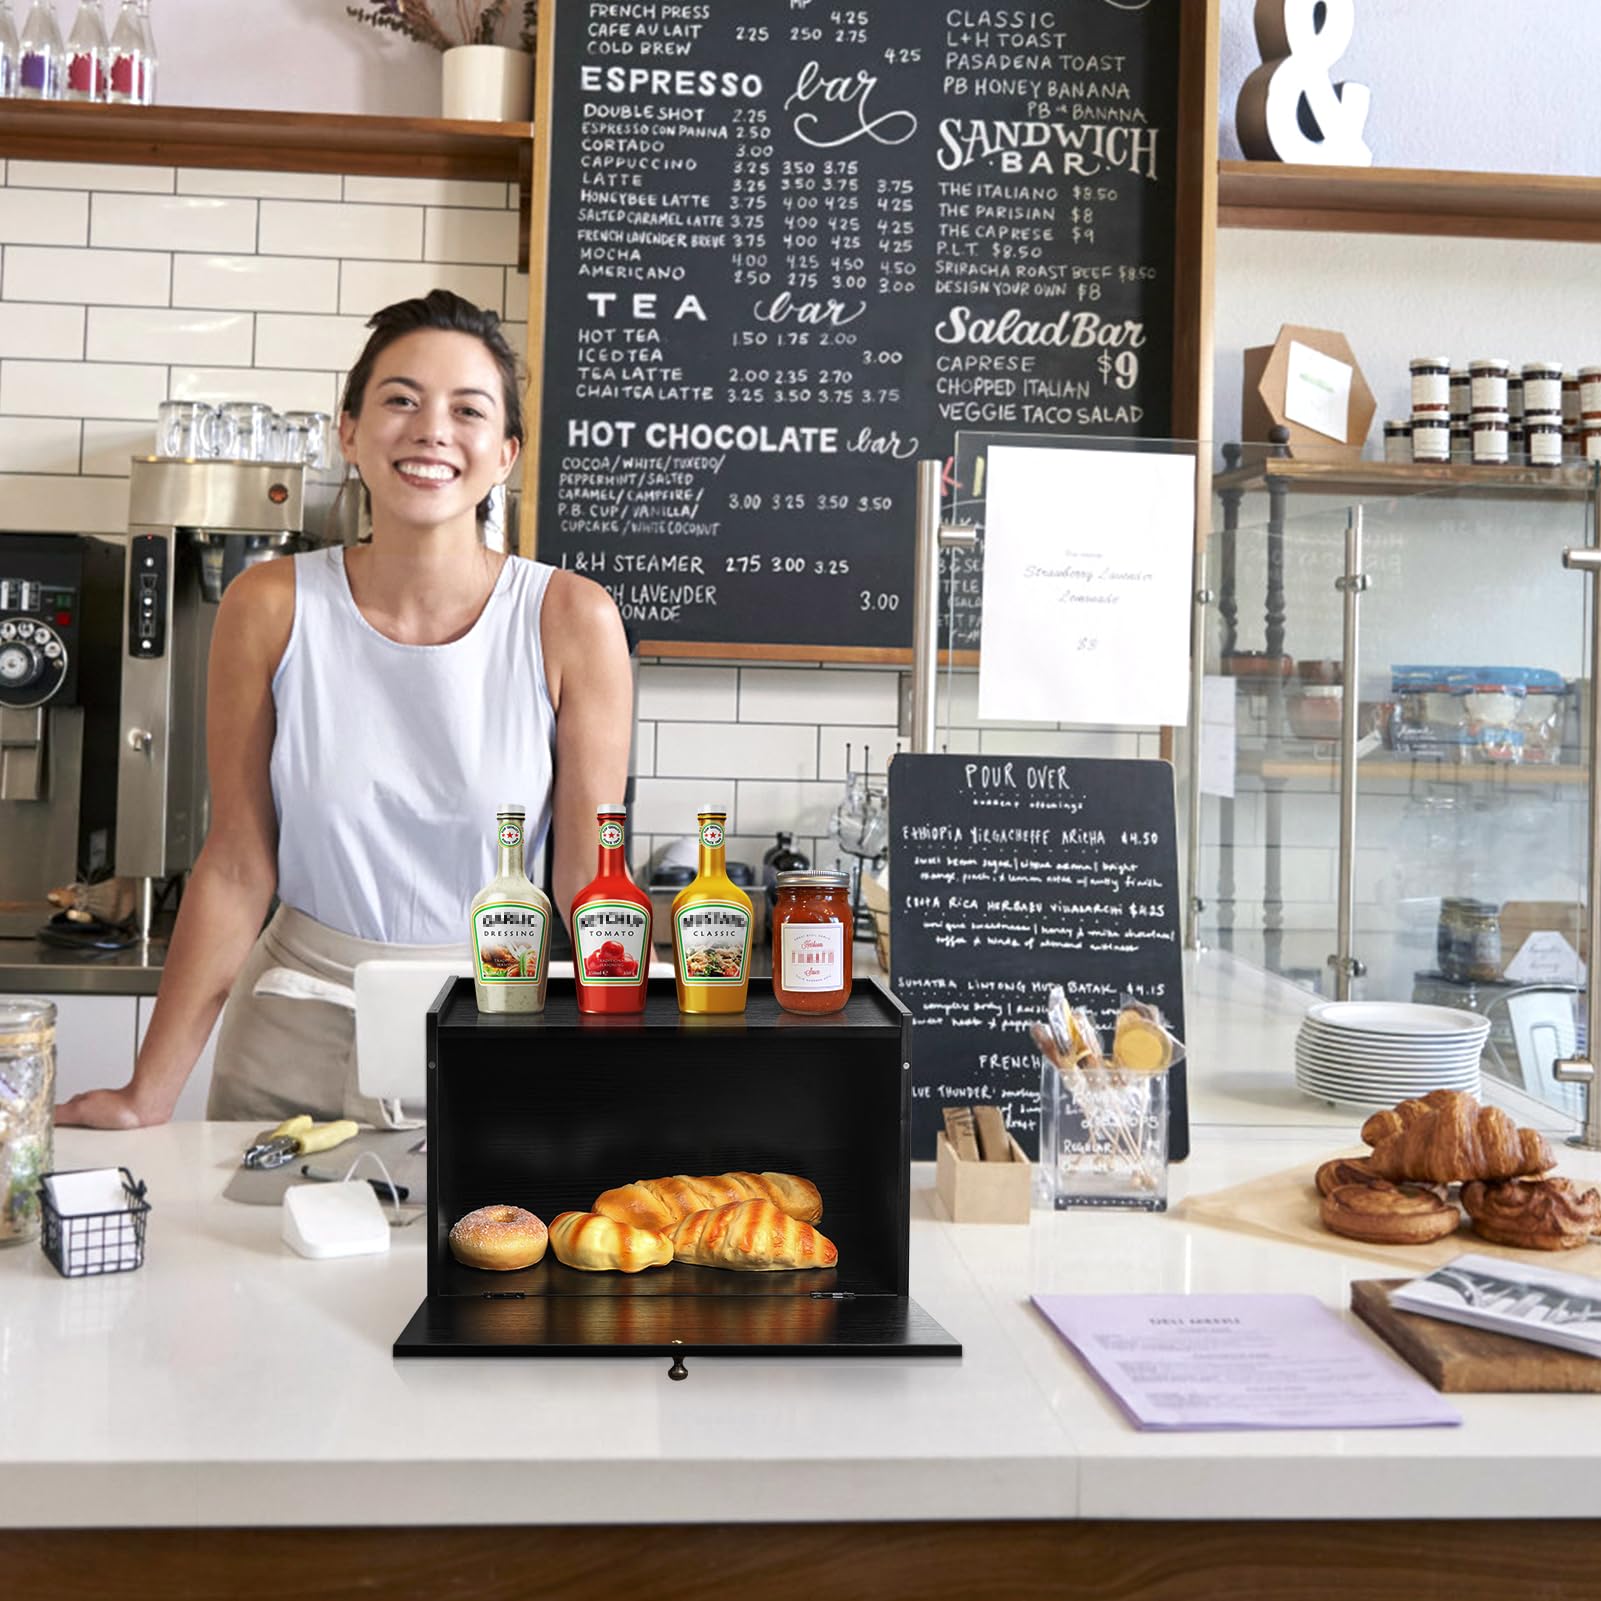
[1032,1294,1461,1432]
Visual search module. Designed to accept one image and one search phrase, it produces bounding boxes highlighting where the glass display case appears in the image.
[1188,449,1599,1121]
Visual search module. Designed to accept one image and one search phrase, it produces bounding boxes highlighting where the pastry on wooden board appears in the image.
[669,1198,839,1271]
[1461,1177,1601,1252]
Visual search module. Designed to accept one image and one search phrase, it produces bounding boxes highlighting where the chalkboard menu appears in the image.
[888,752,1189,1161]
[531,0,1186,654]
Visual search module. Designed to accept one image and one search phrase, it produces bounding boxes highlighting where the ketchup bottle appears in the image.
[571,805,652,1015]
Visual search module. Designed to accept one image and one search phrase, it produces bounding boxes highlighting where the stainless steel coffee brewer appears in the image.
[117,458,308,939]
[0,533,122,922]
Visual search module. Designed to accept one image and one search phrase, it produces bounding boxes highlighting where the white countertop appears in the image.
[4,951,1600,1530]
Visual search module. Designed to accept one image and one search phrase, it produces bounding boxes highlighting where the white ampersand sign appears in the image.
[1237,0,1373,166]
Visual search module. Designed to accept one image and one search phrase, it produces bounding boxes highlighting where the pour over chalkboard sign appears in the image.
[526,0,1199,657]
[888,753,1189,1162]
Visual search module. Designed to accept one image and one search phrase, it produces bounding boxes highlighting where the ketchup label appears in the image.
[780,924,845,992]
[575,902,648,984]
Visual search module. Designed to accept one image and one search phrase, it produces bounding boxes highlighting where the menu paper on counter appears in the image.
[976,445,1193,725]
[532,0,1184,652]
[889,752,1187,1161]
[1032,1294,1462,1432]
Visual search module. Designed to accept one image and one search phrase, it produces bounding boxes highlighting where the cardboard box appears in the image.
[1242,324,1374,464]
[935,1130,1033,1224]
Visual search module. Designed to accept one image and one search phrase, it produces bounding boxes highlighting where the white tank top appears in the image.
[269,546,557,945]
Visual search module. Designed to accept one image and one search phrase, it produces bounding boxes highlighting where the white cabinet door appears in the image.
[135,997,219,1123]
[40,994,139,1103]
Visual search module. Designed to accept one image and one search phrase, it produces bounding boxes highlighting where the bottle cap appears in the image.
[496,803,526,817]
[595,804,627,815]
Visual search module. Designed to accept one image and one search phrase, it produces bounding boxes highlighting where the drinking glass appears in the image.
[0,998,55,1245]
[220,401,272,461]
[279,410,332,469]
[156,399,217,459]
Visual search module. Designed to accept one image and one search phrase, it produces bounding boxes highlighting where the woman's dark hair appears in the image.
[341,289,524,525]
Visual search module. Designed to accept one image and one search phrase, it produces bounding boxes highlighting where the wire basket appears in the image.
[38,1168,150,1278]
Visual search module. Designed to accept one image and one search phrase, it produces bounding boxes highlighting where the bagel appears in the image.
[449,1204,548,1271]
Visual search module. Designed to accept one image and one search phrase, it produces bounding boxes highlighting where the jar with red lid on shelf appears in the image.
[771,870,853,1014]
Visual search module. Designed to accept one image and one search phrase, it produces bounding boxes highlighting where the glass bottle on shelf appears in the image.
[104,0,137,102]
[17,0,63,99]
[469,803,553,1015]
[671,809,753,1015]
[63,0,106,101]
[132,0,150,101]
[571,805,652,1016]
[0,2,19,97]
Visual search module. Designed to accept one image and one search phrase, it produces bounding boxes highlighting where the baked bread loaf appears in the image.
[549,1211,673,1273]
[1319,1182,1460,1246]
[668,1198,839,1271]
[1314,1156,1379,1197]
[1364,1090,1554,1185]
[593,1171,823,1232]
[1461,1177,1601,1252]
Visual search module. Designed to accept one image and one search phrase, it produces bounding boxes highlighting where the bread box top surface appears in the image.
[429,975,910,1041]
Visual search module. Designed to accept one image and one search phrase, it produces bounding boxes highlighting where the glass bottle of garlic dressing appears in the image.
[671,809,753,1014]
[470,804,552,1014]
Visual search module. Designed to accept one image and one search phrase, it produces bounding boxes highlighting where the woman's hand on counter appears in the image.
[55,1084,168,1129]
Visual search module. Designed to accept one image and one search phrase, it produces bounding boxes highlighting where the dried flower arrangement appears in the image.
[345,1,530,51]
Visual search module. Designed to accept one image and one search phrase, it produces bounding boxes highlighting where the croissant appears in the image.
[669,1199,839,1271]
[1360,1089,1463,1148]
[548,1211,673,1273]
[593,1171,823,1232]
[1365,1092,1554,1185]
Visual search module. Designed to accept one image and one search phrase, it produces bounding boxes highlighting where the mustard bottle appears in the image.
[671,809,753,1014]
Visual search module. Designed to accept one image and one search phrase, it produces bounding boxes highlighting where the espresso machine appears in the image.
[117,458,308,940]
[0,533,123,929]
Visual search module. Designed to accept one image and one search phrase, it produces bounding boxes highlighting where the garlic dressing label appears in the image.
[473,903,549,983]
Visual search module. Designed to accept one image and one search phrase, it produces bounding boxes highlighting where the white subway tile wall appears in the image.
[0,160,1163,880]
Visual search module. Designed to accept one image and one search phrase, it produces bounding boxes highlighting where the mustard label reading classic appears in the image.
[674,902,750,984]
[472,903,548,983]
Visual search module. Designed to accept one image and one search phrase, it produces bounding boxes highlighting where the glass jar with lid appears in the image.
[0,998,55,1245]
[772,870,853,1014]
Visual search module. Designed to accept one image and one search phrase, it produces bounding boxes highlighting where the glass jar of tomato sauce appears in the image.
[772,871,853,1014]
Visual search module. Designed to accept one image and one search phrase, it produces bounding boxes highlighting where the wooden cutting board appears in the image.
[1352,1278,1601,1392]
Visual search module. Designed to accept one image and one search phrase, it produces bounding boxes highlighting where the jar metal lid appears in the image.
[1410,357,1450,370]
[1582,367,1601,379]
[1383,419,1412,430]
[1469,358,1510,371]
[1524,362,1564,375]
[776,870,850,890]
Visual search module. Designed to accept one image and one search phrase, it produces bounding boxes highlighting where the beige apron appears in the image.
[208,904,464,1128]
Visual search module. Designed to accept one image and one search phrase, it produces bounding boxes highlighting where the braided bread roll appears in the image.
[1366,1092,1554,1185]
[669,1199,838,1271]
[593,1171,823,1232]
[549,1211,673,1273]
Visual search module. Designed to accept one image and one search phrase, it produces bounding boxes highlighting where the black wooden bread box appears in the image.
[395,977,961,1360]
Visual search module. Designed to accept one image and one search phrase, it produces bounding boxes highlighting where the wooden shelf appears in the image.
[0,101,536,264]
[1219,160,1601,244]
[1214,457,1597,499]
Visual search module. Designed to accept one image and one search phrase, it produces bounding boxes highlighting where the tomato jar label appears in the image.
[780,923,846,992]
[575,902,649,984]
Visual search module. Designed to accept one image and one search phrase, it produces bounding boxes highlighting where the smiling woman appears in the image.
[56,291,636,1132]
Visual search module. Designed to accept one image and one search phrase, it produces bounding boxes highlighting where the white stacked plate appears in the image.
[1294,1001,1488,1110]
